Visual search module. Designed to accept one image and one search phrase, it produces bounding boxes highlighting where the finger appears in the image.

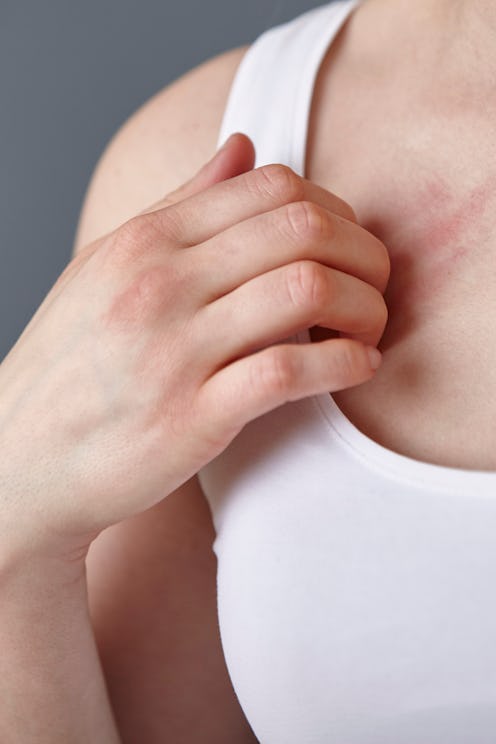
[184,200,390,299]
[144,164,358,248]
[139,132,256,216]
[195,337,381,441]
[195,260,388,364]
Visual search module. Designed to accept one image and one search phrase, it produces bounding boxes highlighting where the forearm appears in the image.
[0,553,121,744]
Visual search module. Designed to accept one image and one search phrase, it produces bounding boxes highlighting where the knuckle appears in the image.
[286,260,329,310]
[119,214,159,247]
[125,208,183,246]
[108,210,181,269]
[108,214,161,267]
[151,205,186,244]
[254,163,304,203]
[101,262,187,330]
[133,267,169,308]
[284,200,332,241]
[256,346,296,396]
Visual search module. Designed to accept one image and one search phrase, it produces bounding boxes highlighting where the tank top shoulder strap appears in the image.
[216,0,361,177]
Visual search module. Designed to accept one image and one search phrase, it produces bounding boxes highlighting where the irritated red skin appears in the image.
[372,169,496,313]
[418,172,493,254]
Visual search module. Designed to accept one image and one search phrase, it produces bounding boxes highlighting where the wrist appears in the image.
[0,532,121,744]
[0,520,93,593]
[0,546,87,607]
[0,495,100,587]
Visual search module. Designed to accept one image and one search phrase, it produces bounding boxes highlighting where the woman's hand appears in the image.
[0,132,390,565]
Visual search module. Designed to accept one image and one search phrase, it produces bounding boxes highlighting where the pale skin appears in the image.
[1,0,495,740]
[308,0,496,471]
[0,106,388,744]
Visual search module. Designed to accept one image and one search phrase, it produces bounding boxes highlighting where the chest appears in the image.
[303,33,496,471]
[201,393,496,743]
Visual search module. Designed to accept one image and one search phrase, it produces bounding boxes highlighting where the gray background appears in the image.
[0,0,325,361]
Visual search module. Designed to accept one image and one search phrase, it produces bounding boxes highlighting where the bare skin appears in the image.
[2,0,494,741]
[0,136,387,741]
[307,0,496,470]
[74,1,496,740]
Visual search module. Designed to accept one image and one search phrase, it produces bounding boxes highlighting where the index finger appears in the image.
[143,163,358,248]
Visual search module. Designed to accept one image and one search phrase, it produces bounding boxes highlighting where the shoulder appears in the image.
[73,44,250,254]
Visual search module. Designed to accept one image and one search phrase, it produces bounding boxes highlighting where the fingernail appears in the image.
[366,346,382,370]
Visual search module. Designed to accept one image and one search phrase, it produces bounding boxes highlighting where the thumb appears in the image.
[140,132,256,215]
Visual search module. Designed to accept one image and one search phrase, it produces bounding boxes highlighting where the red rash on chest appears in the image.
[378,169,496,307]
[418,173,494,251]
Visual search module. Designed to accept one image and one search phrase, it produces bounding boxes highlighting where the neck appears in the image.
[360,0,496,96]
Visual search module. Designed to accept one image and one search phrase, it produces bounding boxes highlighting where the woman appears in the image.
[1,0,495,741]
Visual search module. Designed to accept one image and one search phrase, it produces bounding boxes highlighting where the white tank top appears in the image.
[197,2,496,742]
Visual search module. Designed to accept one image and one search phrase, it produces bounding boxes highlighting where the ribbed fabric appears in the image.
[198,2,496,742]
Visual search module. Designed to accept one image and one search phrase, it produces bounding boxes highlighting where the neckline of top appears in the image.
[292,1,496,492]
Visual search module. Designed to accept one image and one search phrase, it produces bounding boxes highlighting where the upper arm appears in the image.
[80,45,257,742]
[72,44,250,255]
